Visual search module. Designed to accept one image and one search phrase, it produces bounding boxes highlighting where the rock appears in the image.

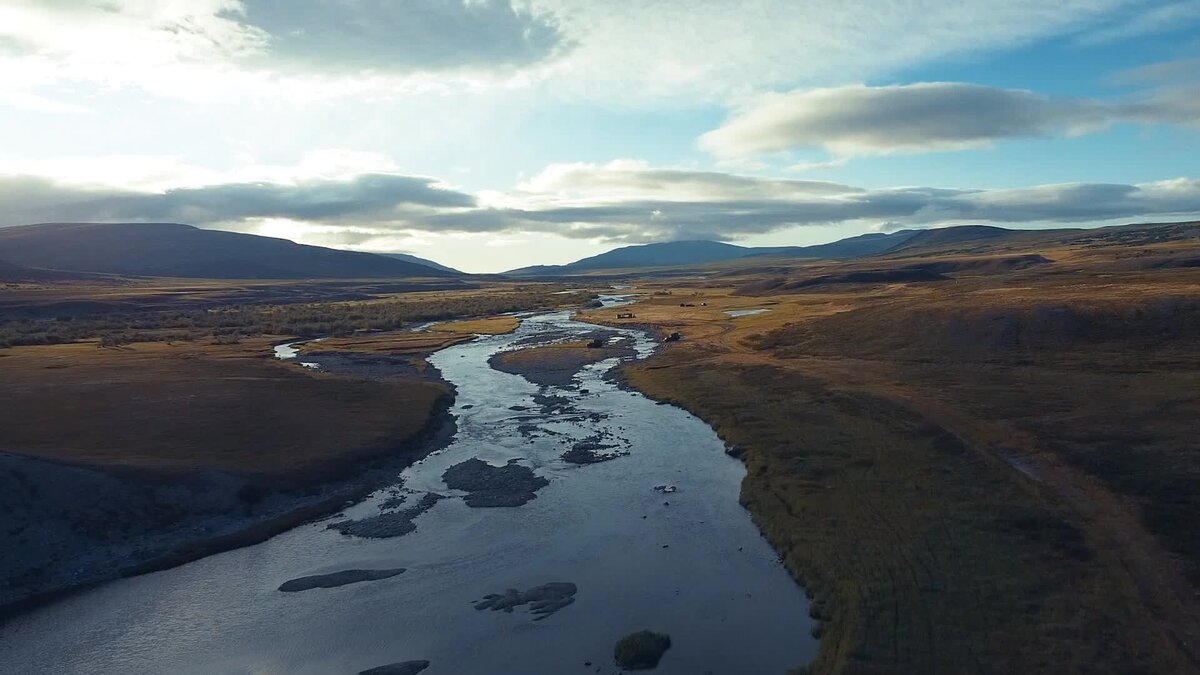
[474,582,577,621]
[328,492,442,538]
[443,458,549,508]
[724,444,746,459]
[379,493,407,510]
[562,438,627,465]
[358,660,430,675]
[278,568,405,592]
[613,631,672,670]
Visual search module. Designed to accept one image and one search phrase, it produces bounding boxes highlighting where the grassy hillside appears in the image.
[586,223,1200,673]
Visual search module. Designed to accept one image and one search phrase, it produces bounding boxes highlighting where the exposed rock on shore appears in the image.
[474,582,577,621]
[327,492,442,538]
[278,568,405,592]
[561,436,628,464]
[359,660,430,675]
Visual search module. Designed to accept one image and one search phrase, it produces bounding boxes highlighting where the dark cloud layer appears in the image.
[0,173,474,226]
[239,0,565,73]
[2,169,1197,245]
[445,183,1200,241]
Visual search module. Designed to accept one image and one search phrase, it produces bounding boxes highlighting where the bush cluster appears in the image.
[0,290,592,347]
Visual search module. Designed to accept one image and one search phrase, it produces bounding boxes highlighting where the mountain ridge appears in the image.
[380,252,461,274]
[502,222,1199,276]
[0,223,456,279]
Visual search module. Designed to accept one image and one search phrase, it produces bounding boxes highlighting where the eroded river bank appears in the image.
[0,309,815,674]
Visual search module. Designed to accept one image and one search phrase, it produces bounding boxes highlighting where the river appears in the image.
[0,306,815,674]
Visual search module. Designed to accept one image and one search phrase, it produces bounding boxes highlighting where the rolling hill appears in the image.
[746,230,923,259]
[380,252,461,274]
[506,240,751,276]
[503,231,928,276]
[0,223,456,279]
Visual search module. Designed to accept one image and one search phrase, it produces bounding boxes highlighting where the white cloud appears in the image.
[531,0,1134,102]
[699,82,1200,158]
[0,0,564,105]
[0,0,1144,106]
[1109,57,1200,86]
[510,160,859,205]
[241,0,565,73]
[1076,0,1200,44]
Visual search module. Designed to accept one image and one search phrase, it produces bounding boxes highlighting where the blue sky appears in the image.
[0,0,1197,272]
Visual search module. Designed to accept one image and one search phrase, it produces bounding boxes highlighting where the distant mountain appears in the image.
[506,240,750,276]
[504,223,1190,276]
[380,252,461,274]
[882,225,1017,253]
[0,223,456,279]
[503,232,935,276]
[747,230,924,259]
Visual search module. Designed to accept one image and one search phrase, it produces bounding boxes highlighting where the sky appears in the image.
[0,0,1198,273]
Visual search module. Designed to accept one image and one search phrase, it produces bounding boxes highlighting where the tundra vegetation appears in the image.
[0,281,595,613]
[0,282,590,347]
[586,222,1200,673]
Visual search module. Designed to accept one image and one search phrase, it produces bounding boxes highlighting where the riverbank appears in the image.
[0,306,817,675]
[589,241,1200,673]
[0,336,458,622]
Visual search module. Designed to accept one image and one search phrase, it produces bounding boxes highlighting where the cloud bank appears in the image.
[0,173,474,229]
[4,162,1197,247]
[701,82,1200,158]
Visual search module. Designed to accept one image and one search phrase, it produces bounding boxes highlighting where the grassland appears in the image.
[0,281,590,347]
[0,280,598,485]
[0,280,599,616]
[586,231,1200,673]
[0,336,449,484]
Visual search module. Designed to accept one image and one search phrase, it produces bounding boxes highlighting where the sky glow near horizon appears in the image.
[0,0,1198,272]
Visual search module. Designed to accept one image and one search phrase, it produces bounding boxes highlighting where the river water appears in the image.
[0,307,815,674]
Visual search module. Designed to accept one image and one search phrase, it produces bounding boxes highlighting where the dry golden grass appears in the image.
[601,235,1200,673]
[299,331,475,355]
[427,315,521,335]
[0,337,448,484]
